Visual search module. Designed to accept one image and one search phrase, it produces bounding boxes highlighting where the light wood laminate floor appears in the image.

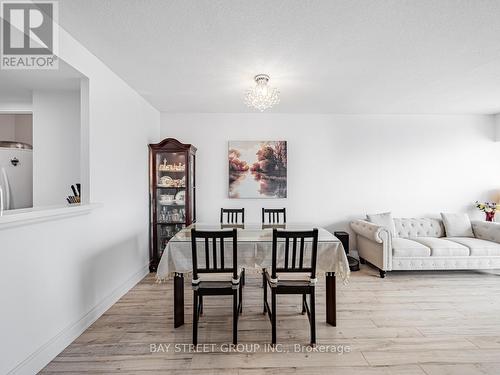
[42,266,500,374]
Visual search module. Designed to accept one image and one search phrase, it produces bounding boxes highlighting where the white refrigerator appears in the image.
[0,144,33,211]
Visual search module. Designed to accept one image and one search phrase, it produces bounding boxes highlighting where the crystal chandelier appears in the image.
[244,74,280,112]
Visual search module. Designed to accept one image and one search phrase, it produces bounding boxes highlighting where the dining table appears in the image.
[156,223,350,328]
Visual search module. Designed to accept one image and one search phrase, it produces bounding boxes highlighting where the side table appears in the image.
[334,231,360,272]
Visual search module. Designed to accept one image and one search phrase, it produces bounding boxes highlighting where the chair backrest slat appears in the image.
[299,238,305,268]
[262,208,286,225]
[220,237,225,269]
[292,237,297,269]
[284,237,289,268]
[212,237,217,269]
[220,208,245,225]
[271,228,319,281]
[204,237,209,269]
[191,228,238,280]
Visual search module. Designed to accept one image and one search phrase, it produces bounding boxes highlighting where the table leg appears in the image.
[325,272,336,326]
[174,272,184,328]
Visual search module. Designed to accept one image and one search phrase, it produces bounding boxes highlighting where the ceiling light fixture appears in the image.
[244,74,280,112]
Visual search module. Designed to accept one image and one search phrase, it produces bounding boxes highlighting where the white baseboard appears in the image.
[8,265,150,375]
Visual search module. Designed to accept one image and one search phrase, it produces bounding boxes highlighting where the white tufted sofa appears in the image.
[350,218,500,278]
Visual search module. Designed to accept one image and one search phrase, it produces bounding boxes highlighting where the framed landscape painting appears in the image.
[228,141,287,199]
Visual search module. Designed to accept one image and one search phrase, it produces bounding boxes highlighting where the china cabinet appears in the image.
[149,138,196,272]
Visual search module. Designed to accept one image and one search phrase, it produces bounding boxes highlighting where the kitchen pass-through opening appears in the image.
[0,113,33,211]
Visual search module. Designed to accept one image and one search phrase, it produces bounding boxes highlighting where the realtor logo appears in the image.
[1,0,58,69]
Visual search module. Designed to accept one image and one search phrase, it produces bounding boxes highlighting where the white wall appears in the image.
[160,113,500,239]
[0,113,33,144]
[15,114,33,145]
[33,90,80,206]
[0,29,160,375]
[0,113,16,140]
[495,113,500,142]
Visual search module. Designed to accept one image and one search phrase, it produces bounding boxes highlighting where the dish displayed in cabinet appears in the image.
[174,190,185,203]
[158,175,185,188]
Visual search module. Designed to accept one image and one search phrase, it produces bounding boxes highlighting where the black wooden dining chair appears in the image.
[262,208,286,225]
[263,228,319,345]
[220,208,245,225]
[220,208,246,283]
[191,228,243,345]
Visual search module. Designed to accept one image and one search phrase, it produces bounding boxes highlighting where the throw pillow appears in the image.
[440,213,474,237]
[366,212,396,237]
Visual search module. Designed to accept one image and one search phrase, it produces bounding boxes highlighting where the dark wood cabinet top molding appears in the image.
[149,138,197,152]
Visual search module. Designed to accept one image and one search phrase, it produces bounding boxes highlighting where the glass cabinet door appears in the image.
[155,151,187,257]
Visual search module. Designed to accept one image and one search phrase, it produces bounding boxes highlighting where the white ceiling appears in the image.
[59,0,500,114]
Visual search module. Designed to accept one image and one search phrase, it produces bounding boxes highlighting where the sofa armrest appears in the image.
[472,220,500,244]
[350,219,392,272]
[350,219,391,243]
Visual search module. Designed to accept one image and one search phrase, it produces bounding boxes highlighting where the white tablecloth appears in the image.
[156,223,350,283]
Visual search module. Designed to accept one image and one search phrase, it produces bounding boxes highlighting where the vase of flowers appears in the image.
[475,201,497,222]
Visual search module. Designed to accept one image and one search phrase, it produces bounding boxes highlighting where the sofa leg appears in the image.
[379,270,386,278]
[359,257,366,265]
